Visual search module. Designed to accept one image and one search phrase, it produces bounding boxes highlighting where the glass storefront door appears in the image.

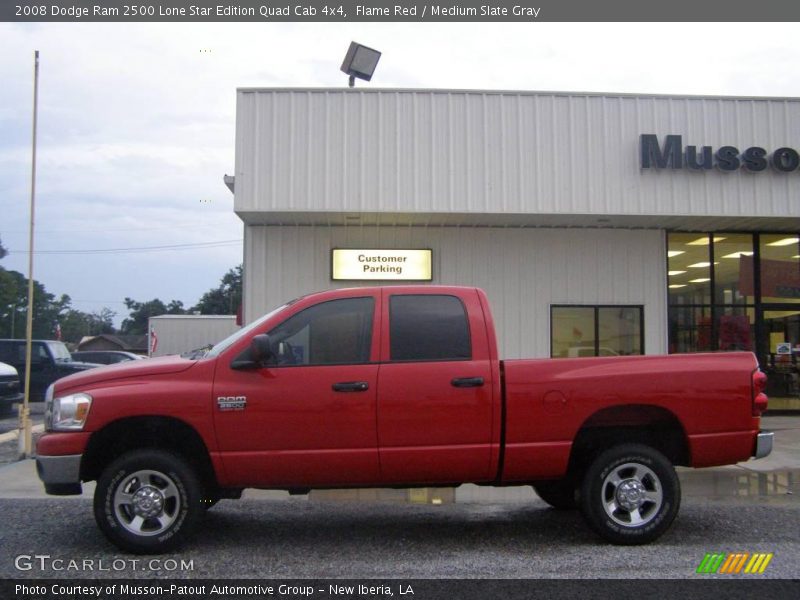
[759,307,800,402]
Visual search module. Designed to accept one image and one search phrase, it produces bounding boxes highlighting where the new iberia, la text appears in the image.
[16,583,416,596]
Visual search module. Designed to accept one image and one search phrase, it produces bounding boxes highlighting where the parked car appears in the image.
[0,340,102,403]
[71,351,144,365]
[0,361,23,417]
[35,286,771,553]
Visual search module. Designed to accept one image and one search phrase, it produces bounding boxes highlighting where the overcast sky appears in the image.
[1,22,800,328]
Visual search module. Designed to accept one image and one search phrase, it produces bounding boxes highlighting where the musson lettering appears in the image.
[641,134,800,173]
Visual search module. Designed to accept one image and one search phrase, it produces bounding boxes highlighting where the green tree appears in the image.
[0,269,65,339]
[59,307,116,343]
[192,265,242,315]
[0,236,117,342]
[121,298,186,334]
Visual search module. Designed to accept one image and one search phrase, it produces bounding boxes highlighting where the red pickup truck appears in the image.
[36,286,772,554]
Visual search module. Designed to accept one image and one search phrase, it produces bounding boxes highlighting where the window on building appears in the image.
[759,234,800,304]
[267,297,374,366]
[667,232,758,353]
[668,232,712,305]
[389,295,471,361]
[551,305,643,358]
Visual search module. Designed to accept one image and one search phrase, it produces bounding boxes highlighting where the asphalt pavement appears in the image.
[0,497,798,579]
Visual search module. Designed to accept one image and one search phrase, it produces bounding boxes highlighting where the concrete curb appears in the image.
[0,423,44,444]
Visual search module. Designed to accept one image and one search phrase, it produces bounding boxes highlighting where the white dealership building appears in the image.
[230,88,800,404]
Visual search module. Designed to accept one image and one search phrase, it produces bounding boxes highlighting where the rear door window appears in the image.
[389,295,471,361]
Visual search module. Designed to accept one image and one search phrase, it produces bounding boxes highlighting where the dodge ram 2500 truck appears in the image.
[36,286,772,553]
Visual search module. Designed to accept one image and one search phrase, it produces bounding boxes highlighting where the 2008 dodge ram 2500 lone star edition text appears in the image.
[36,286,773,553]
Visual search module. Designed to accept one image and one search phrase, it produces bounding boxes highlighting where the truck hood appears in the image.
[53,355,198,394]
[0,361,18,377]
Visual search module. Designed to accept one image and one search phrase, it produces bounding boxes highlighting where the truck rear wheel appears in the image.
[532,480,578,510]
[579,444,680,545]
[93,449,202,554]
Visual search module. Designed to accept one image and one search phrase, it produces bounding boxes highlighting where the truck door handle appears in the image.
[332,381,369,392]
[451,377,484,388]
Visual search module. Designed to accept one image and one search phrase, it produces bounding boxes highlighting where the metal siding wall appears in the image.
[235,90,800,220]
[244,226,666,358]
[150,317,239,357]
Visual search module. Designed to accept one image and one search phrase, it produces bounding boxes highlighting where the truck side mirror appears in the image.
[251,334,274,365]
[230,334,275,370]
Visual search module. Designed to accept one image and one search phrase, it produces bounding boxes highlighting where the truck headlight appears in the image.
[48,393,92,431]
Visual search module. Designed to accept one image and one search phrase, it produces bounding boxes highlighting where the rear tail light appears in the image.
[752,369,768,416]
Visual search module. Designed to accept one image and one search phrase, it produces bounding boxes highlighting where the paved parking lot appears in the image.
[0,416,797,581]
[0,495,798,580]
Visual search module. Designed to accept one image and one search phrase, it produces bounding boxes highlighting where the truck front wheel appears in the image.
[93,449,202,554]
[579,444,680,545]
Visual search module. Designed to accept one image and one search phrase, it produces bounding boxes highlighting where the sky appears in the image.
[1,22,800,328]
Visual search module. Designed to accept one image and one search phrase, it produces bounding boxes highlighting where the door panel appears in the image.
[212,292,382,487]
[213,364,380,487]
[377,360,493,483]
[376,290,495,484]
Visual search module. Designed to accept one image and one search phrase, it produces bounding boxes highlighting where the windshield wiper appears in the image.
[181,344,213,360]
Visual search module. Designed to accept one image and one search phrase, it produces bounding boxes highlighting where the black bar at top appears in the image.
[2,0,799,23]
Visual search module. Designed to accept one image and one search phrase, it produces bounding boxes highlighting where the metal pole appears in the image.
[19,50,39,459]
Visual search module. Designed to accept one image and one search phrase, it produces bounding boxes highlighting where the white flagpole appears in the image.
[19,50,40,459]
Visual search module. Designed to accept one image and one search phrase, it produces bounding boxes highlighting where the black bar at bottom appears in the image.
[2,579,798,600]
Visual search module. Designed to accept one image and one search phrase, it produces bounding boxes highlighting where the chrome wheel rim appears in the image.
[601,462,663,527]
[113,469,181,536]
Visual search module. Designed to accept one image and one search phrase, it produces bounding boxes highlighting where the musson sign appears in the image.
[332,249,432,281]
[640,134,800,172]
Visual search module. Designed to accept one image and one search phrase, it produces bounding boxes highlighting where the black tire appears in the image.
[532,479,578,510]
[579,444,680,545]
[93,449,202,554]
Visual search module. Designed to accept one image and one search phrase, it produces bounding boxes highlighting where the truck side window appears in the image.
[390,295,471,361]
[267,297,374,366]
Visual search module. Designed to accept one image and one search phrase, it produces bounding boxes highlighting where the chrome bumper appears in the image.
[754,431,773,460]
[36,454,83,495]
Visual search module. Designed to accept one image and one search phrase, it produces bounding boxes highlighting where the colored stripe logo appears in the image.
[696,552,773,574]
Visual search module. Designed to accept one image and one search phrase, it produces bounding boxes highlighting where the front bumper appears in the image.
[36,454,83,495]
[0,392,24,407]
[754,431,773,460]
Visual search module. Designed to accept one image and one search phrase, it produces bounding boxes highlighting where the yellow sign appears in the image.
[332,249,432,281]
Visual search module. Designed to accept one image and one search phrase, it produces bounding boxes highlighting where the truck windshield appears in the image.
[206,302,291,358]
[47,342,72,362]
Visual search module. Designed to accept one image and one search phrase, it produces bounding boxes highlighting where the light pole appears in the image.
[8,303,16,338]
[19,50,40,459]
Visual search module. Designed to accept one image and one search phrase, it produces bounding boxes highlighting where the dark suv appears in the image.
[0,340,101,403]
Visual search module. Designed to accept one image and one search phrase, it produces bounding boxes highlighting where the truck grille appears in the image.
[0,375,20,397]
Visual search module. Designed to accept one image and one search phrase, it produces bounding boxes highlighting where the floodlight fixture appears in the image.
[341,41,381,88]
